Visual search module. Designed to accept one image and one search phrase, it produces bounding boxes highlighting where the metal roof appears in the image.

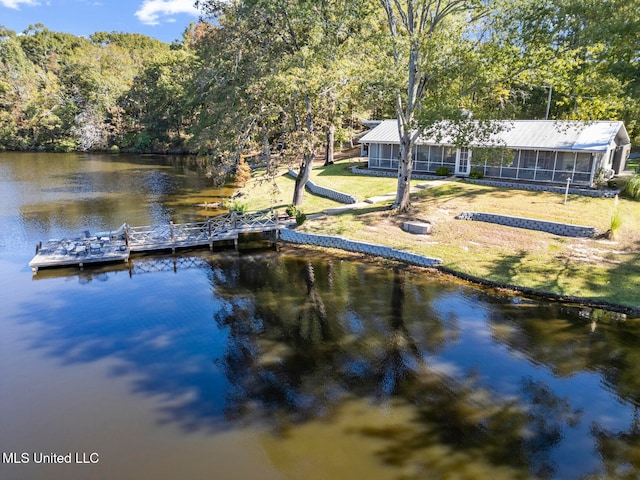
[359,119,630,152]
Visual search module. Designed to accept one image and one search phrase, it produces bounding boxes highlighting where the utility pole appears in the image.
[545,85,552,120]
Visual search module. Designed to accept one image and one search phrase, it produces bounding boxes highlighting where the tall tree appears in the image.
[376,0,489,212]
[481,0,639,139]
[195,0,372,207]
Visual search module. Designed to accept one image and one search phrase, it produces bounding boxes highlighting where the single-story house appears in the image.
[359,119,631,187]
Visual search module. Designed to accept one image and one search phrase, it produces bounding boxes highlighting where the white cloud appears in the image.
[0,0,40,9]
[135,0,199,26]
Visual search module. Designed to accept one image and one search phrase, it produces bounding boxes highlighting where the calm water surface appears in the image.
[1,152,639,480]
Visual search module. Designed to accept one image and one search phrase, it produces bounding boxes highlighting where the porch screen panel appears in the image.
[379,144,393,169]
[369,144,380,168]
[430,146,443,171]
[501,150,519,178]
[415,145,429,172]
[554,152,576,182]
[519,150,536,180]
[443,147,456,171]
[391,145,400,170]
[535,151,555,181]
[573,153,593,183]
[468,148,485,175]
[575,153,592,172]
[477,147,504,178]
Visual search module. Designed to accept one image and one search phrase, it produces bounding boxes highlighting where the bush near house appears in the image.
[469,168,484,179]
[622,174,640,200]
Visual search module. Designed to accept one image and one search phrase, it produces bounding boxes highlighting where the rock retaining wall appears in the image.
[456,212,597,238]
[287,169,357,204]
[350,167,620,198]
[465,178,620,198]
[351,166,444,181]
[279,228,442,267]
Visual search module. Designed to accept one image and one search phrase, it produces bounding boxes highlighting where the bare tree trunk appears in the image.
[293,152,314,206]
[393,42,421,212]
[292,94,315,206]
[263,132,273,176]
[324,124,335,166]
[380,0,468,212]
[394,130,413,210]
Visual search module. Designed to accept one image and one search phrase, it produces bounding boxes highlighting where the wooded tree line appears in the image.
[1,0,638,204]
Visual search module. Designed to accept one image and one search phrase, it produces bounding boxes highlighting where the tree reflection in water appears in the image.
[17,250,640,478]
[591,407,640,479]
[208,255,595,477]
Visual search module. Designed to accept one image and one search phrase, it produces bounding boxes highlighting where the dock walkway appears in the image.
[29,210,280,273]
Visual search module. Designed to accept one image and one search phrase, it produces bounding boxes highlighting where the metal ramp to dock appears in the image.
[29,210,281,273]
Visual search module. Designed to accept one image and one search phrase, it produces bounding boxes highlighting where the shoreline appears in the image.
[435,265,640,318]
[239,156,640,316]
[279,242,640,318]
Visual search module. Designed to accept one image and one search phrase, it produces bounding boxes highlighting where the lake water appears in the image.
[1,152,639,480]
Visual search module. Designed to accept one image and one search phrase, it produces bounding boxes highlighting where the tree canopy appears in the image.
[0,0,638,205]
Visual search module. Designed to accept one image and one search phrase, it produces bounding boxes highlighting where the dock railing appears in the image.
[124,210,279,250]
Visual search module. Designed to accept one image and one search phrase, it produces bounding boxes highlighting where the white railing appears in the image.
[124,210,279,249]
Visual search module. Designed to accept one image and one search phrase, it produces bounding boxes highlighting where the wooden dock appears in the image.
[29,210,281,273]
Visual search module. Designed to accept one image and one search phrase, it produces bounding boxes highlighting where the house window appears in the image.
[535,151,555,181]
[501,150,519,178]
[575,153,592,173]
[430,146,444,170]
[519,150,536,179]
[414,145,429,172]
[443,147,456,168]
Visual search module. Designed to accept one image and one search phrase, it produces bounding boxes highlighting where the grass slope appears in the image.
[241,157,640,311]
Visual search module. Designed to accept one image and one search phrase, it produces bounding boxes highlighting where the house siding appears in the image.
[361,120,630,187]
[367,145,599,185]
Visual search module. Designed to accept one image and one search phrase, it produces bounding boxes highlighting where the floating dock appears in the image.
[29,211,281,273]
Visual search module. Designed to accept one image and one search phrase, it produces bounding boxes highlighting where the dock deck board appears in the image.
[29,211,281,272]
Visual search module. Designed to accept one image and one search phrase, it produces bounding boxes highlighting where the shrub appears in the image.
[622,174,640,200]
[594,167,608,187]
[52,139,77,152]
[435,166,451,176]
[225,199,248,213]
[285,204,298,217]
[234,158,252,187]
[133,133,153,152]
[285,204,307,225]
[469,168,484,179]
[608,208,622,240]
[295,210,307,225]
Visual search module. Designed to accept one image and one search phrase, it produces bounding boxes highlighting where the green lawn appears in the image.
[240,159,640,311]
[310,159,424,201]
[240,169,344,213]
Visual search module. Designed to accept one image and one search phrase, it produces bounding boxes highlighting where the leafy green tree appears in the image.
[0,24,177,151]
[195,0,374,206]
[375,0,492,212]
[125,47,196,152]
[484,0,639,140]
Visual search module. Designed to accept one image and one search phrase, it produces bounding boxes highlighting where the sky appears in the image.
[0,0,203,44]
